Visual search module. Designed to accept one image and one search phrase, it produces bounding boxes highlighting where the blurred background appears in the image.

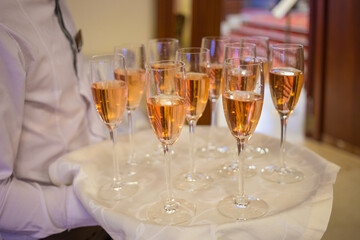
[65,1,360,238]
[65,0,359,154]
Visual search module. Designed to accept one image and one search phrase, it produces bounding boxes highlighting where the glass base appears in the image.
[120,158,148,178]
[175,172,213,191]
[245,145,269,159]
[120,163,137,177]
[217,195,268,220]
[196,144,230,159]
[260,166,304,184]
[99,181,139,201]
[144,144,175,165]
[217,162,257,178]
[147,198,195,225]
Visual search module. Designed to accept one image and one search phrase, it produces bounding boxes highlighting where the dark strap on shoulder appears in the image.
[54,0,78,76]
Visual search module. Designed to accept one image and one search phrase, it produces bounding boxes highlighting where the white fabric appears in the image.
[0,0,104,239]
[50,126,340,240]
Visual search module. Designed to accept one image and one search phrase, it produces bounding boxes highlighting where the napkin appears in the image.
[49,127,340,240]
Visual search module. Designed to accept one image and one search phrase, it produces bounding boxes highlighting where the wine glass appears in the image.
[114,43,146,176]
[217,57,268,220]
[217,42,257,178]
[147,38,180,159]
[146,60,195,225]
[197,36,230,158]
[237,36,270,159]
[148,38,179,62]
[260,44,305,184]
[174,47,213,191]
[238,36,270,81]
[90,54,139,200]
[224,42,256,60]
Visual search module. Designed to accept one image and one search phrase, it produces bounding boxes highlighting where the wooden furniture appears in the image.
[308,0,360,154]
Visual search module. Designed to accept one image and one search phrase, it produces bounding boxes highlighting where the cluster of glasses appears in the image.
[89,37,305,224]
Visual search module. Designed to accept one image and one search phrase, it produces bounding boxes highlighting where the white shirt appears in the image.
[0,0,103,239]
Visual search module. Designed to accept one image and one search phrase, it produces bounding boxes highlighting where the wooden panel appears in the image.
[191,0,222,47]
[157,0,175,38]
[307,0,360,154]
[221,0,242,21]
[322,0,360,152]
[307,0,327,139]
[191,0,222,125]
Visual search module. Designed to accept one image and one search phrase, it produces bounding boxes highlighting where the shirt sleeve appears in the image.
[0,25,97,239]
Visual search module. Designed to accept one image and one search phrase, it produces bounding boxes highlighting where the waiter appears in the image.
[0,0,111,239]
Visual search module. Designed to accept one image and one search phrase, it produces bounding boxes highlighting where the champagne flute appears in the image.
[198,36,230,158]
[238,36,270,82]
[260,44,305,184]
[217,42,257,177]
[148,38,179,62]
[114,43,146,176]
[217,57,268,220]
[146,60,195,225]
[174,47,212,191]
[90,54,138,200]
[238,36,270,158]
[147,38,179,159]
[224,42,256,60]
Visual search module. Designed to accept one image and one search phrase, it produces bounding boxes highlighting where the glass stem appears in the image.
[279,115,288,169]
[209,99,217,147]
[163,144,174,201]
[110,128,121,186]
[236,138,246,198]
[210,99,217,127]
[128,110,134,164]
[188,120,197,174]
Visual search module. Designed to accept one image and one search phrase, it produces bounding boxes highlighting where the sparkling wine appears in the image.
[228,69,257,92]
[147,95,186,145]
[91,80,127,129]
[114,68,146,110]
[150,62,177,94]
[209,63,223,100]
[257,57,269,83]
[269,67,303,116]
[184,72,210,121]
[223,91,263,139]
